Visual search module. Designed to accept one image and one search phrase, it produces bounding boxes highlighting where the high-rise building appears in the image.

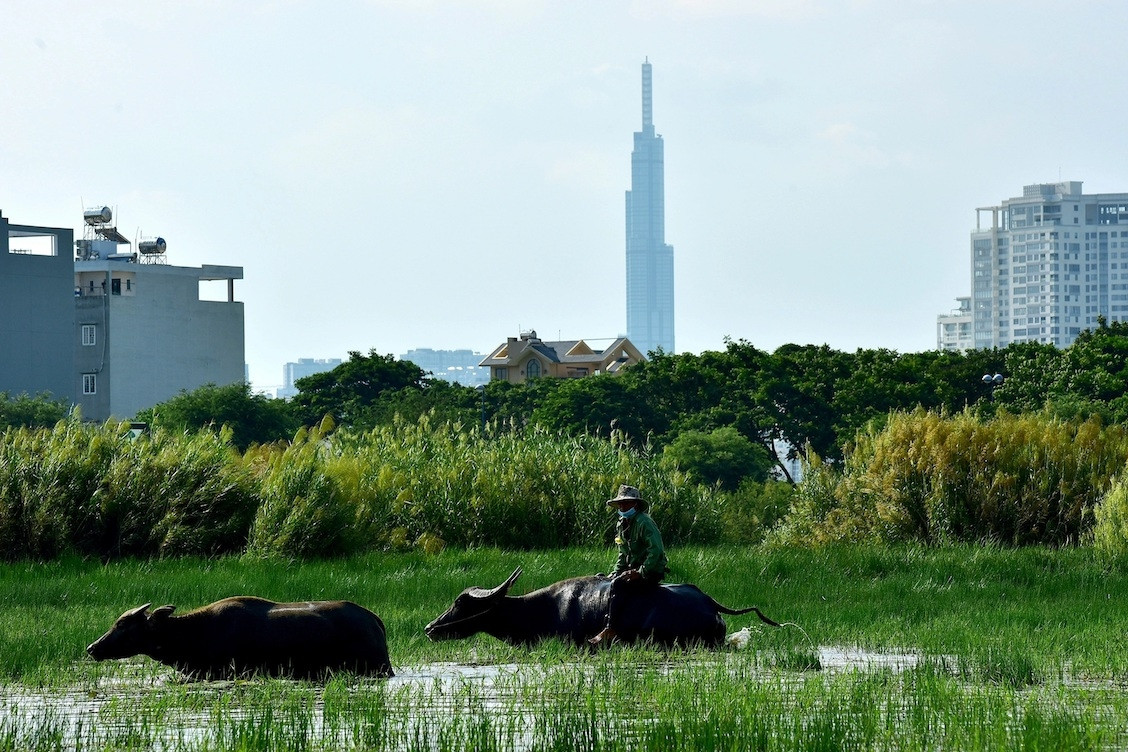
[936,297,973,352]
[277,357,342,399]
[965,181,1128,349]
[625,58,675,355]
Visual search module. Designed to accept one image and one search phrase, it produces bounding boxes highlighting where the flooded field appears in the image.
[4,646,1121,752]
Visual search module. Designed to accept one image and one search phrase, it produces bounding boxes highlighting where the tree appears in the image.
[660,426,774,490]
[0,391,69,429]
[531,375,654,441]
[136,381,299,450]
[290,350,427,428]
[999,321,1128,422]
[364,380,482,428]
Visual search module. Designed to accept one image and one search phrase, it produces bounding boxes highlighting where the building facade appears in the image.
[936,296,973,352]
[73,258,244,421]
[0,211,75,401]
[625,58,675,356]
[968,181,1128,349]
[2,207,245,421]
[479,330,645,383]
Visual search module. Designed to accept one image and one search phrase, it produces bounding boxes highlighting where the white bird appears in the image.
[726,627,752,649]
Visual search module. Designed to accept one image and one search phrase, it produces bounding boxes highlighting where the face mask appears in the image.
[618,507,638,520]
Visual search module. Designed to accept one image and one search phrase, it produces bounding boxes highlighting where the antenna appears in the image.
[641,58,653,130]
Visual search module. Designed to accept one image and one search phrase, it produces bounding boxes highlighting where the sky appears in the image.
[5,0,1128,393]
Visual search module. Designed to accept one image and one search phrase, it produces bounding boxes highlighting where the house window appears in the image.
[495,367,508,381]
[526,359,541,380]
[82,373,97,395]
[81,324,96,346]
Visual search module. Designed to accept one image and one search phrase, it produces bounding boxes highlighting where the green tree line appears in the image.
[6,323,1128,558]
[9,323,1128,489]
[119,322,1128,486]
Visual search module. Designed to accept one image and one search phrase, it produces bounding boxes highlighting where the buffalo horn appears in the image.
[469,567,523,599]
[126,603,152,618]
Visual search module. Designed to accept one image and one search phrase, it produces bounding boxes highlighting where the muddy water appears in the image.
[0,648,916,750]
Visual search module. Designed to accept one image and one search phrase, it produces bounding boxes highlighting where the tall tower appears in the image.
[625,58,675,355]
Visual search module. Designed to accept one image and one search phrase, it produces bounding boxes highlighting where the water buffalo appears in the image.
[424,567,780,647]
[87,596,393,679]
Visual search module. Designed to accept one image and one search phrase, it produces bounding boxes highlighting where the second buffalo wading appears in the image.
[87,596,393,679]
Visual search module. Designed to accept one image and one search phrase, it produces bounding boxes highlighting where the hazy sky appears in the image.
[5,0,1126,391]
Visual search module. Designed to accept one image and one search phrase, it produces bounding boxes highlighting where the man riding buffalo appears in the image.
[588,484,668,647]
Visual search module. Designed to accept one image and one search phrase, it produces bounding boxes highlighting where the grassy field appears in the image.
[1,545,1127,750]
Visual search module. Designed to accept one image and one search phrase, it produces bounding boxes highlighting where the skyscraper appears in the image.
[625,58,675,355]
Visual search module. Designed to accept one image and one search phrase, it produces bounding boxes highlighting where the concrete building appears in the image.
[72,208,244,421]
[936,296,973,352]
[277,358,342,399]
[965,181,1128,349]
[399,348,488,387]
[480,330,645,383]
[2,206,245,421]
[0,211,75,401]
[625,58,675,356]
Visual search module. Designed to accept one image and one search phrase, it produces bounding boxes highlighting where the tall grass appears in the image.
[8,410,1128,560]
[775,409,1128,546]
[0,421,255,560]
[0,415,725,561]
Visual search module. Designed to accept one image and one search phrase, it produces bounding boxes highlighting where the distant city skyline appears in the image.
[399,347,488,387]
[7,3,1128,391]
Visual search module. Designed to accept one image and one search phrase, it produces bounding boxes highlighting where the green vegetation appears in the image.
[135,382,299,452]
[1,546,1127,750]
[9,325,1128,745]
[0,392,68,430]
[122,320,1128,496]
[0,416,722,561]
[774,409,1128,547]
[8,407,1128,560]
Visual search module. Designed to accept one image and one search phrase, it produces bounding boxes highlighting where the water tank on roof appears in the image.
[138,237,167,255]
[83,206,112,225]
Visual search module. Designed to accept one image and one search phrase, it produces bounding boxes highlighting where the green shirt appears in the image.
[613,511,668,581]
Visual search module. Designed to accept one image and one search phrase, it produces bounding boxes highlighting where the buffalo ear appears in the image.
[149,605,176,622]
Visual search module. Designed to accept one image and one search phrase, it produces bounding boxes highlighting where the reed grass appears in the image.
[0,417,724,562]
[7,411,1128,562]
[775,409,1128,547]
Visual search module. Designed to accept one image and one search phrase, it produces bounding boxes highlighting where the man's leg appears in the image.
[588,575,657,645]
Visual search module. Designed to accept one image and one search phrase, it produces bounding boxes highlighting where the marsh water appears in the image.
[0,647,921,750]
